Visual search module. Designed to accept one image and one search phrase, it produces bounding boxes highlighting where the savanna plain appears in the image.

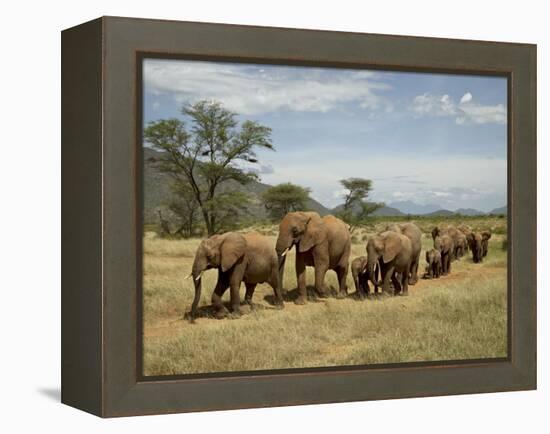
[142,216,507,376]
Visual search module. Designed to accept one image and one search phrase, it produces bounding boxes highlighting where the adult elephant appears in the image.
[366,231,413,296]
[276,212,351,304]
[434,234,454,275]
[457,225,471,253]
[467,232,484,263]
[432,225,464,260]
[386,222,422,285]
[190,231,284,319]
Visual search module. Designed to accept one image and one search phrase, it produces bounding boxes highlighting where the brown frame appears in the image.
[61,16,537,417]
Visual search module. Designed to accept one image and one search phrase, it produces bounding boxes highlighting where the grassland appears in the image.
[142,216,507,376]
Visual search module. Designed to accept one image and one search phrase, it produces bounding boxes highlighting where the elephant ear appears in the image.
[220,232,247,272]
[299,213,326,252]
[482,231,492,240]
[382,233,401,263]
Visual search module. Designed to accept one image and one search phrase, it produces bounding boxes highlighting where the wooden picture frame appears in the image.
[61,16,536,417]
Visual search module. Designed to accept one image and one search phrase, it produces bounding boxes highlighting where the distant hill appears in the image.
[423,209,456,217]
[489,206,507,215]
[371,205,405,217]
[143,148,330,224]
[454,208,486,216]
[331,202,404,217]
[144,148,508,224]
[388,201,442,215]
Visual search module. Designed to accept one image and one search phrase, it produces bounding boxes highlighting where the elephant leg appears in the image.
[335,265,348,299]
[314,262,329,298]
[244,282,257,306]
[295,253,307,305]
[381,265,394,295]
[228,282,242,316]
[374,263,380,296]
[353,275,363,299]
[400,270,409,296]
[391,272,401,295]
[360,274,369,298]
[409,254,419,285]
[211,273,230,318]
[268,268,284,308]
[228,266,245,316]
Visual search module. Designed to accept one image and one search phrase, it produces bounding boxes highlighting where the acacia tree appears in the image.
[261,183,311,221]
[144,100,274,235]
[165,181,201,238]
[337,177,383,232]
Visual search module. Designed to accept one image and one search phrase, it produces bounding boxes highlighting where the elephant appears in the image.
[434,234,454,275]
[275,212,351,304]
[190,231,284,319]
[457,225,471,252]
[458,224,472,236]
[424,248,442,279]
[386,222,422,285]
[366,231,413,296]
[351,256,379,299]
[432,225,464,260]
[454,231,468,259]
[466,232,483,263]
[481,230,492,257]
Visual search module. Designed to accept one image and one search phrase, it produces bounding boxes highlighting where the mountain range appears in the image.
[143,148,506,223]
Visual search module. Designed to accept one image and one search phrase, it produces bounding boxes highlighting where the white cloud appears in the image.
[152,101,160,111]
[412,92,506,125]
[143,59,393,116]
[460,92,473,103]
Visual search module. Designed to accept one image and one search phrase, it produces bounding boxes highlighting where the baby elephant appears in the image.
[424,248,442,279]
[189,231,284,319]
[351,256,379,299]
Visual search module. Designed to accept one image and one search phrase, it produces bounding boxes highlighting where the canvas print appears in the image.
[140,58,508,376]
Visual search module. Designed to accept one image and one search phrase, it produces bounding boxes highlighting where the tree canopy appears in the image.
[337,177,383,231]
[144,100,274,235]
[261,183,311,220]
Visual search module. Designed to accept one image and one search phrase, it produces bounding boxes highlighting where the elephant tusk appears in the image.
[281,247,290,257]
[185,273,193,280]
[195,271,204,281]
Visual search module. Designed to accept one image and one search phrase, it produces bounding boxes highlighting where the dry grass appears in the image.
[142,217,507,376]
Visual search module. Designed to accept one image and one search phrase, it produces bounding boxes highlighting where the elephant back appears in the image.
[244,231,277,262]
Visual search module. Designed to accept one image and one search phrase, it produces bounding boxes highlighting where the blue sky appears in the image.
[143,59,507,211]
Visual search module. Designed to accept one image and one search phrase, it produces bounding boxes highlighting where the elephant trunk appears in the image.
[276,234,293,257]
[190,257,207,318]
[367,258,379,288]
[277,253,287,299]
[191,276,202,318]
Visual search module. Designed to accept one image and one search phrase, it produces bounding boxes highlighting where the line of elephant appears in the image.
[187,211,492,320]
